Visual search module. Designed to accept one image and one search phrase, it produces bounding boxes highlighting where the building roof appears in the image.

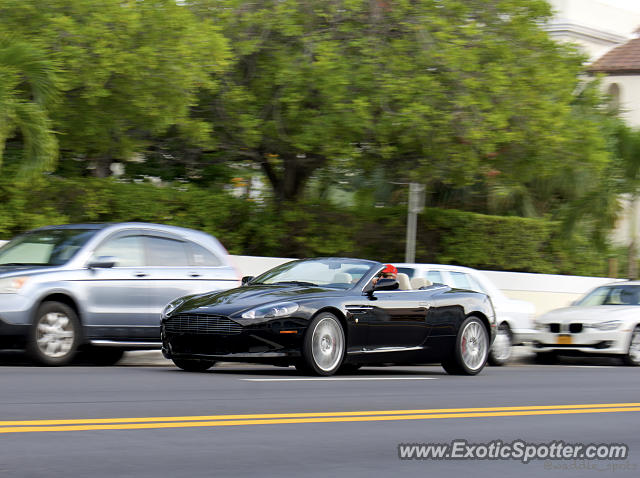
[589,36,640,74]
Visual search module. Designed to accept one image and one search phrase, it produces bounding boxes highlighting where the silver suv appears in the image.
[0,223,239,365]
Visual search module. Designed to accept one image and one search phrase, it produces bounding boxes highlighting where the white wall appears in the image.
[0,243,619,317]
[546,0,640,59]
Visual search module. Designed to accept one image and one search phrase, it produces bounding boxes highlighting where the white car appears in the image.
[393,263,536,365]
[532,282,640,365]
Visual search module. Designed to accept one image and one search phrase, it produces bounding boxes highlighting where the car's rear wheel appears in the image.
[172,358,216,372]
[623,326,640,366]
[441,316,489,375]
[488,322,512,366]
[27,301,81,366]
[302,313,345,376]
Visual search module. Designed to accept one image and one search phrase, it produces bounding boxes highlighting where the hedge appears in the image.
[0,175,610,276]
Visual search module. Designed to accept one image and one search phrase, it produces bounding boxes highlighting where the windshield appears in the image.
[0,229,98,266]
[576,284,640,306]
[252,259,377,290]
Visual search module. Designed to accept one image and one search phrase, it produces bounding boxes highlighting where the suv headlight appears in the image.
[586,320,622,331]
[0,277,29,294]
[242,302,299,319]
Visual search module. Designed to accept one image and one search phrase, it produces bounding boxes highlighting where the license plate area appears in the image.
[557,334,572,345]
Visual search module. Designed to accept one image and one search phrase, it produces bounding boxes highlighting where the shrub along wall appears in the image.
[0,175,610,276]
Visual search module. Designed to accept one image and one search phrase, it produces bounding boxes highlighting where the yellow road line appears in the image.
[2,402,639,426]
[1,404,640,434]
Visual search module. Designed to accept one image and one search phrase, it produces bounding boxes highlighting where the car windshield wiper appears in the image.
[272,281,318,287]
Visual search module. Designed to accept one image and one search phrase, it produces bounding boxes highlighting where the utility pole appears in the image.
[405,182,425,263]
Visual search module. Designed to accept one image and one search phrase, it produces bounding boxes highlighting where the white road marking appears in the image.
[241,377,438,382]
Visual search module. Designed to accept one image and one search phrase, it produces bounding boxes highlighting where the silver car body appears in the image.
[0,223,239,349]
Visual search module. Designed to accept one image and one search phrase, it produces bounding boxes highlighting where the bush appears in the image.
[0,175,611,276]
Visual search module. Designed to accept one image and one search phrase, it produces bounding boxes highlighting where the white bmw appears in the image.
[532,282,640,365]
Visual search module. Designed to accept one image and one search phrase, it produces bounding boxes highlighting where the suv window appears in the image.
[93,235,145,267]
[188,242,222,267]
[145,236,189,267]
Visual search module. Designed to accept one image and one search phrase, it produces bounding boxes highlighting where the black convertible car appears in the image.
[161,258,496,376]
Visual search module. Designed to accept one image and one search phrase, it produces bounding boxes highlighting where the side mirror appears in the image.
[372,278,399,291]
[87,256,117,269]
[241,276,254,285]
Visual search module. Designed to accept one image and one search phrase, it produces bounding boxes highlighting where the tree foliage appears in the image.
[0,37,58,174]
[0,0,229,175]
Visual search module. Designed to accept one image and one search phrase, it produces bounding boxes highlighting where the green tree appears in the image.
[188,0,614,203]
[0,0,229,176]
[0,37,57,174]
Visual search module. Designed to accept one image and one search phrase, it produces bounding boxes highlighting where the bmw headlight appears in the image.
[588,320,622,331]
[0,276,29,294]
[162,298,185,318]
[241,302,299,319]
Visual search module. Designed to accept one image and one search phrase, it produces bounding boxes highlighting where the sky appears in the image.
[597,0,640,14]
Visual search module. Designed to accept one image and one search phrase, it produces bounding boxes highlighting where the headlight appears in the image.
[0,276,29,294]
[587,320,622,331]
[242,302,299,319]
[533,319,546,330]
[162,298,185,318]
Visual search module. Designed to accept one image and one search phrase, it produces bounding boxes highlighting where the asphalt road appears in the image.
[1,352,639,478]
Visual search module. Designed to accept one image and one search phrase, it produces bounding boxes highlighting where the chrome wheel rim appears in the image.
[461,321,488,371]
[311,317,344,372]
[629,328,640,364]
[36,312,75,358]
[491,326,512,362]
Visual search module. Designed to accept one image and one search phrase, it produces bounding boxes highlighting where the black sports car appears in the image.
[161,258,496,376]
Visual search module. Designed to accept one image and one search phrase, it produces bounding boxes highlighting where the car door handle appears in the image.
[134,272,147,278]
[189,273,201,278]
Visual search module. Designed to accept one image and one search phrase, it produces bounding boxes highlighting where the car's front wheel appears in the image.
[623,325,640,366]
[27,301,81,366]
[442,316,489,375]
[302,313,345,376]
[172,358,216,372]
[488,322,512,366]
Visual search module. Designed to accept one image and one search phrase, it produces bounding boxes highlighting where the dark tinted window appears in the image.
[189,242,222,267]
[145,236,189,266]
[93,235,145,267]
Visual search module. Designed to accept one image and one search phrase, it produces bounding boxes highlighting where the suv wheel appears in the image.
[27,301,81,366]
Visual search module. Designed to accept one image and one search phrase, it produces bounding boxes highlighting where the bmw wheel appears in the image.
[27,301,81,366]
[488,322,512,366]
[623,326,640,366]
[172,358,216,372]
[442,316,489,375]
[302,313,345,376]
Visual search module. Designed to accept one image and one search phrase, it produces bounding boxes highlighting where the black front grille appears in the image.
[549,323,561,333]
[569,323,583,333]
[165,314,243,335]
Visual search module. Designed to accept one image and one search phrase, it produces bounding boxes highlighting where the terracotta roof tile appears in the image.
[590,37,640,74]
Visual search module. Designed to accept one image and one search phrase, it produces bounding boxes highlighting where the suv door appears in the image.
[82,233,152,339]
[142,235,236,322]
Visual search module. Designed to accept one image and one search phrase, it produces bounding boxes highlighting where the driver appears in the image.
[372,264,398,285]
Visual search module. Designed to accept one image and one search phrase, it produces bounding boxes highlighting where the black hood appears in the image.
[173,284,348,316]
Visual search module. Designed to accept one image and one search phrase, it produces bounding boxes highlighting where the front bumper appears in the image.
[161,314,307,362]
[532,329,630,355]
